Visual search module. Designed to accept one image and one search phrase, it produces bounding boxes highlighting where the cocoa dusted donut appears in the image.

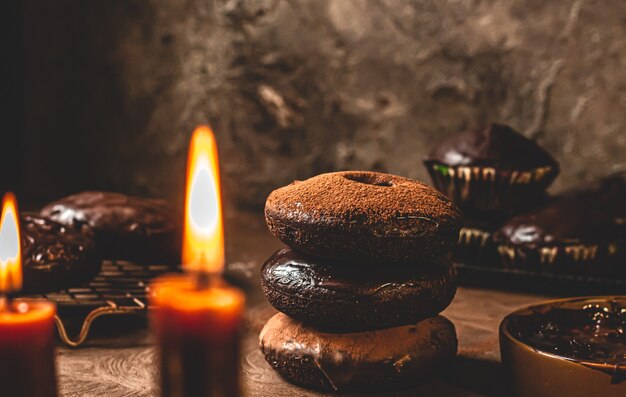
[41,191,181,264]
[21,214,102,294]
[265,171,463,264]
[260,313,458,393]
[261,247,457,331]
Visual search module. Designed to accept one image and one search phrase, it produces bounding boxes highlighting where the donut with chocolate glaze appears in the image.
[259,313,458,393]
[261,247,457,331]
[41,191,181,264]
[21,214,102,293]
[265,171,462,264]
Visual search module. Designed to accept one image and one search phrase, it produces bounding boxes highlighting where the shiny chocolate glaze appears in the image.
[260,313,458,392]
[507,299,626,366]
[428,123,558,171]
[22,214,102,293]
[261,248,457,331]
[264,247,455,298]
[41,191,181,264]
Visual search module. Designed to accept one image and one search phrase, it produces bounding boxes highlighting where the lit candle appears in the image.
[150,126,245,397]
[0,193,57,397]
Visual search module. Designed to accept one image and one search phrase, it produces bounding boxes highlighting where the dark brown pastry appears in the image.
[259,313,457,393]
[21,214,102,294]
[424,123,559,212]
[41,191,181,264]
[261,248,457,332]
[492,199,621,274]
[265,171,462,264]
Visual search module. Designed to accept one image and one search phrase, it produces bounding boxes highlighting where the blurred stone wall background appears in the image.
[13,0,626,208]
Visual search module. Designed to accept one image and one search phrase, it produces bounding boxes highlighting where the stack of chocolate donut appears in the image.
[259,171,463,393]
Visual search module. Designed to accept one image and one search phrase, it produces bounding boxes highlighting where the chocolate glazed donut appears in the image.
[41,192,181,265]
[21,215,102,294]
[260,313,458,393]
[261,248,458,332]
[265,171,463,264]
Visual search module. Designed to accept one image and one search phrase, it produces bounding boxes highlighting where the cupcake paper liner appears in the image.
[496,242,621,276]
[453,226,499,266]
[424,160,559,212]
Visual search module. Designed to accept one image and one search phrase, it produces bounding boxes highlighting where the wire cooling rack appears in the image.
[24,260,179,347]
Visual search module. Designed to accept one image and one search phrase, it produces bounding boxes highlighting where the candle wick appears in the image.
[194,271,215,290]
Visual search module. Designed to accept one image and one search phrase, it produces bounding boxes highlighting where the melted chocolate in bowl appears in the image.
[506,298,626,366]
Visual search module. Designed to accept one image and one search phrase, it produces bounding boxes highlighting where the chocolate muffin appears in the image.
[41,192,181,264]
[261,248,457,332]
[260,313,458,393]
[424,123,559,212]
[265,171,462,264]
[492,199,621,275]
[21,214,102,294]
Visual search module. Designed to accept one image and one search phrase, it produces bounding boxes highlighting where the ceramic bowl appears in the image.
[500,296,626,397]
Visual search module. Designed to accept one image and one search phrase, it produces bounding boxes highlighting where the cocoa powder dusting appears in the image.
[266,171,462,234]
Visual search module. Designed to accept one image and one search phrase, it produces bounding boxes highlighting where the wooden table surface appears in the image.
[57,211,555,397]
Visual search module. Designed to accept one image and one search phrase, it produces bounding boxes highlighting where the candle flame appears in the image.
[0,193,22,293]
[182,126,224,274]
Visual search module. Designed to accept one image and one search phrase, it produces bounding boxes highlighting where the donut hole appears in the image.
[343,173,394,187]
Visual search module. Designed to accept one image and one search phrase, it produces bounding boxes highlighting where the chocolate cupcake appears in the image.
[424,124,558,213]
[492,199,621,275]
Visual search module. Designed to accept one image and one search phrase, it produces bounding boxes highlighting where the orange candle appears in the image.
[0,193,57,397]
[151,275,244,397]
[150,126,245,397]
